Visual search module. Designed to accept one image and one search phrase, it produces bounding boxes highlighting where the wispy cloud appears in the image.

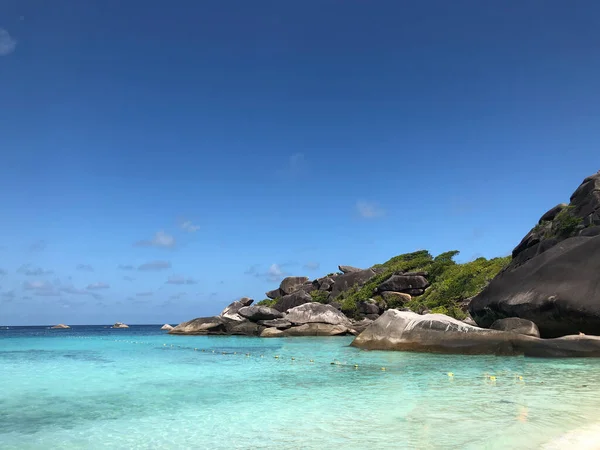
[180,220,199,233]
[23,280,60,296]
[76,264,94,272]
[134,231,176,248]
[356,200,385,219]
[18,264,54,276]
[166,275,197,285]
[123,275,135,282]
[138,261,171,271]
[87,282,110,290]
[1,290,16,302]
[169,292,187,300]
[60,286,103,300]
[277,153,306,178]
[266,263,287,282]
[244,263,290,282]
[136,291,153,297]
[0,29,17,56]
[29,240,47,252]
[303,262,320,271]
[118,264,134,270]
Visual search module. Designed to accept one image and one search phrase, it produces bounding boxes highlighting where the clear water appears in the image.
[1,326,599,449]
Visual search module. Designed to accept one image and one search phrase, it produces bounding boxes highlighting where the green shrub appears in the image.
[551,206,582,238]
[256,298,277,307]
[310,290,329,303]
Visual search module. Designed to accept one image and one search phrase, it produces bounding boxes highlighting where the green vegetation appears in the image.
[309,290,329,303]
[256,298,277,307]
[334,250,510,319]
[550,206,582,238]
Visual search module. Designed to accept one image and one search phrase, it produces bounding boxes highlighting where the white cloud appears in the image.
[166,275,197,285]
[180,220,199,232]
[23,280,61,296]
[118,264,134,270]
[138,260,171,271]
[134,231,176,248]
[18,264,53,276]
[266,263,286,282]
[76,264,94,272]
[0,29,16,56]
[356,200,385,219]
[86,282,110,290]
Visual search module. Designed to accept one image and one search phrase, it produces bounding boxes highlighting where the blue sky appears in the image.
[1,1,599,325]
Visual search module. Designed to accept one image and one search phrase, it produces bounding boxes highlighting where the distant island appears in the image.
[169,171,600,357]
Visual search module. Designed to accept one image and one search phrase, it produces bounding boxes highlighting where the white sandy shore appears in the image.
[542,423,600,450]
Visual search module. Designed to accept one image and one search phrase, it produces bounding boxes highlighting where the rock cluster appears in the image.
[51,324,70,329]
[112,322,129,329]
[169,300,356,337]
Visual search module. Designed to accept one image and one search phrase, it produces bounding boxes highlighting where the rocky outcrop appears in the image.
[329,268,377,298]
[112,322,129,329]
[338,265,361,274]
[169,317,230,334]
[225,321,265,336]
[490,318,540,338]
[238,305,283,321]
[279,276,309,295]
[160,324,174,330]
[376,274,428,295]
[272,290,312,312]
[220,298,254,321]
[352,310,600,357]
[265,288,282,299]
[261,327,284,338]
[509,172,600,269]
[470,235,600,337]
[51,324,70,329]
[285,303,351,326]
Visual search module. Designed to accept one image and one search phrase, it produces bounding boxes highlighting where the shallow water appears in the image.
[1,325,599,449]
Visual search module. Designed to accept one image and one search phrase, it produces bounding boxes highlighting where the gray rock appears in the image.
[261,327,284,338]
[470,235,600,337]
[51,324,70,329]
[285,302,351,326]
[284,323,350,337]
[317,276,335,291]
[238,305,283,321]
[220,300,249,321]
[580,226,600,237]
[160,324,174,330]
[279,276,310,295]
[366,313,380,320]
[329,302,342,311]
[351,310,600,357]
[258,318,292,329]
[329,269,377,299]
[300,281,316,294]
[266,288,283,299]
[169,317,230,335]
[358,300,379,315]
[490,318,540,338]
[539,203,568,222]
[377,275,428,293]
[225,321,265,336]
[273,290,312,312]
[380,291,411,306]
[350,318,373,334]
[338,265,361,274]
[112,322,129,328]
[240,297,254,306]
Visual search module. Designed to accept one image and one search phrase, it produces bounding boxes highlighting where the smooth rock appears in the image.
[350,318,373,334]
[351,310,600,357]
[317,276,335,291]
[112,322,129,329]
[279,276,310,295]
[284,323,350,337]
[338,265,361,274]
[285,302,351,326]
[469,235,600,337]
[220,300,252,321]
[51,324,70,329]
[261,327,284,338]
[258,318,292,329]
[366,314,380,320]
[169,317,230,334]
[239,297,254,307]
[329,269,377,299]
[265,288,282,299]
[358,300,380,315]
[380,291,412,305]
[539,203,568,222]
[272,290,312,312]
[377,275,429,293]
[160,324,174,330]
[238,305,283,321]
[225,321,264,336]
[490,318,540,338]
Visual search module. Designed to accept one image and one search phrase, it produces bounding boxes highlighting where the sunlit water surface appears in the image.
[1,326,599,449]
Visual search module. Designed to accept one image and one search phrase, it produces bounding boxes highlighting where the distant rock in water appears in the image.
[112,322,129,329]
[160,324,174,330]
[352,310,600,357]
[51,324,70,329]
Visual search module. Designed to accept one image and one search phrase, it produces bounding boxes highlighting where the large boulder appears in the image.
[329,269,377,299]
[225,321,265,336]
[469,235,600,337]
[284,323,350,337]
[220,299,253,321]
[380,291,411,306]
[238,305,283,321]
[490,318,540,338]
[351,310,600,357]
[258,318,292,329]
[316,276,335,291]
[279,276,310,295]
[265,288,282,299]
[338,265,361,274]
[261,327,284,338]
[376,274,428,293]
[272,290,312,312]
[112,322,129,329]
[358,300,380,315]
[285,302,351,326]
[51,324,70,329]
[169,317,230,334]
[160,324,174,330]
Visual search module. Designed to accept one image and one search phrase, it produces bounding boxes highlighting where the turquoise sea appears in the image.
[1,325,599,449]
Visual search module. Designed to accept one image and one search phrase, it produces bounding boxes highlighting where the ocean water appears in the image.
[1,326,600,449]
